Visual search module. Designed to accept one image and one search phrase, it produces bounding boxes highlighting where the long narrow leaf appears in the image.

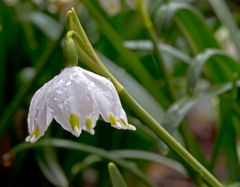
[11,139,155,187]
[162,81,240,132]
[155,2,240,83]
[36,147,68,187]
[27,11,61,40]
[110,150,187,175]
[187,49,240,94]
[124,40,193,64]
[208,0,240,58]
[108,162,127,187]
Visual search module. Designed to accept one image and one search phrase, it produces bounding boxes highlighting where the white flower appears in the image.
[26,66,136,143]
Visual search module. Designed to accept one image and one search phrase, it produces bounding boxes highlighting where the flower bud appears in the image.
[63,37,78,66]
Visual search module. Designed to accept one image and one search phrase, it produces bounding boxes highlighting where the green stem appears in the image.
[136,0,176,101]
[120,90,222,187]
[72,33,221,185]
[66,9,100,63]
[66,7,222,187]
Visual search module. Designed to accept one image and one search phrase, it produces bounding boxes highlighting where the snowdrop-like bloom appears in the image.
[26,66,136,143]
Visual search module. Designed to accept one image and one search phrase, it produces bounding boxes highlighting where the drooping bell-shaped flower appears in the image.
[26,37,135,143]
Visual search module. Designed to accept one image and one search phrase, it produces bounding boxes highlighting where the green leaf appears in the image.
[210,97,240,181]
[110,150,187,175]
[225,183,240,187]
[155,2,219,53]
[108,162,127,187]
[27,11,61,40]
[36,147,69,187]
[11,139,155,187]
[162,81,239,132]
[71,155,101,178]
[124,40,193,64]
[187,49,240,95]
[156,2,240,83]
[208,0,240,58]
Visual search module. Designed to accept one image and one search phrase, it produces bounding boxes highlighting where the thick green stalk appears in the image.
[136,0,175,101]
[66,7,222,187]
[120,89,222,187]
[70,31,222,186]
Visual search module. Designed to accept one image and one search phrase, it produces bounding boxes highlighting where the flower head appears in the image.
[26,66,136,143]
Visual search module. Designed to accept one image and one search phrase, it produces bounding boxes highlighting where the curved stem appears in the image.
[136,0,175,101]
[120,90,222,187]
[66,7,222,187]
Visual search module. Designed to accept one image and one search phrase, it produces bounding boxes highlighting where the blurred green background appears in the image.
[1,0,240,186]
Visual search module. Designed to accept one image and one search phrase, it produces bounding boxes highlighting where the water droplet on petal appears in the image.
[59,79,65,84]
[56,89,63,94]
[54,97,58,101]
[66,81,71,86]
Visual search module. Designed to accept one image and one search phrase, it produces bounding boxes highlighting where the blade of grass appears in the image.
[27,11,61,40]
[10,139,156,187]
[70,155,101,180]
[155,2,219,53]
[208,0,240,58]
[108,162,127,187]
[110,149,187,175]
[187,49,240,95]
[210,97,240,181]
[36,147,69,187]
[124,40,193,64]
[162,81,240,132]
[155,2,240,83]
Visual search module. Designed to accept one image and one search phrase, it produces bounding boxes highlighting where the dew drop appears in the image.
[66,81,71,86]
[54,97,58,101]
[56,89,63,94]
[59,79,65,84]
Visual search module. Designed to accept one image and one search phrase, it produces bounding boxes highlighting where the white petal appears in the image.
[82,68,122,122]
[26,82,53,143]
[46,67,99,136]
[82,68,136,131]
